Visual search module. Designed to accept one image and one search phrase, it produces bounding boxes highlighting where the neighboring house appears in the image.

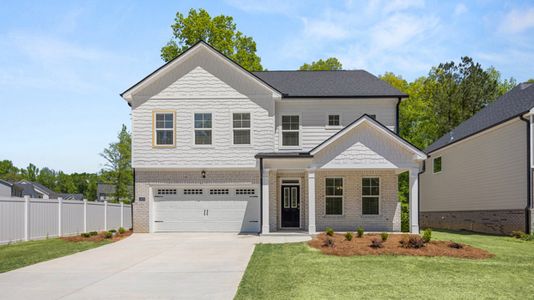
[58,193,84,201]
[120,41,426,234]
[0,179,23,197]
[420,83,534,235]
[15,180,58,199]
[97,183,133,202]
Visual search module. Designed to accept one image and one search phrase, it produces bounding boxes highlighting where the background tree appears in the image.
[161,8,263,71]
[37,167,57,191]
[23,163,39,182]
[100,125,132,202]
[0,160,22,181]
[299,58,343,71]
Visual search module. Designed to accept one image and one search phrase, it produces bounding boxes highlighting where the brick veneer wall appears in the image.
[420,210,526,235]
[133,169,259,233]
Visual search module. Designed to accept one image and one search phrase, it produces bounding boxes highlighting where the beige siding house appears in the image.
[420,83,534,235]
[121,41,426,234]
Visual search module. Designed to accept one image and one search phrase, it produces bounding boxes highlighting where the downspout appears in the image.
[259,158,263,235]
[520,115,532,234]
[131,168,135,230]
[418,160,426,231]
[396,97,401,134]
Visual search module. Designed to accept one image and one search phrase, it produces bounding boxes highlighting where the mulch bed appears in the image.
[308,233,493,259]
[61,230,133,243]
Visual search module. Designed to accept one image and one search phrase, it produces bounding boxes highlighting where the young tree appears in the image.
[23,163,39,182]
[0,160,22,181]
[161,8,263,71]
[100,125,132,202]
[299,58,343,71]
[37,167,57,190]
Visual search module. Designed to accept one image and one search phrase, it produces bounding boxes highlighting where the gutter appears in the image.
[520,115,532,234]
[396,97,401,134]
[259,158,263,235]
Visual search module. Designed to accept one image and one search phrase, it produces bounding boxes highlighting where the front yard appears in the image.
[236,230,534,299]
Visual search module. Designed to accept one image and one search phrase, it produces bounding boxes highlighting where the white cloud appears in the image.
[454,3,468,16]
[383,0,425,14]
[224,0,301,15]
[499,8,534,34]
[370,13,439,50]
[301,17,349,40]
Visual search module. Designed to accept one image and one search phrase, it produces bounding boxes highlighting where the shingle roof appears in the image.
[252,70,407,98]
[425,83,534,153]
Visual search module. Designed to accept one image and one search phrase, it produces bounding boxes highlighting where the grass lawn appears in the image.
[0,238,110,273]
[236,231,534,299]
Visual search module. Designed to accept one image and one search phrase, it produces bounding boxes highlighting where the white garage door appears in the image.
[153,187,260,233]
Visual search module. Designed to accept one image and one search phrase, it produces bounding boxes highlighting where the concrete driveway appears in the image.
[0,233,310,300]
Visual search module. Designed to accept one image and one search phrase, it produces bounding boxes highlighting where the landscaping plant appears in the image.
[356,227,364,238]
[104,232,113,239]
[80,233,91,238]
[448,242,464,249]
[108,229,117,233]
[399,235,425,249]
[324,238,335,248]
[345,232,353,241]
[422,228,432,243]
[89,231,98,236]
[380,232,389,242]
[325,227,334,237]
[118,227,126,234]
[370,238,383,249]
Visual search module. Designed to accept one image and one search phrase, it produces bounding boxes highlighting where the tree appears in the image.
[23,163,39,182]
[299,57,343,71]
[37,167,56,191]
[161,8,263,71]
[527,79,534,83]
[100,125,132,201]
[56,171,77,193]
[0,160,22,181]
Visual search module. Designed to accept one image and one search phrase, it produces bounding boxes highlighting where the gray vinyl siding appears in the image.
[420,119,527,212]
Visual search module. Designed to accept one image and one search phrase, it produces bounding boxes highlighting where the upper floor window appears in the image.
[433,157,442,173]
[195,113,212,145]
[362,177,379,215]
[328,114,340,127]
[281,115,300,147]
[153,111,175,146]
[325,178,343,215]
[233,113,251,145]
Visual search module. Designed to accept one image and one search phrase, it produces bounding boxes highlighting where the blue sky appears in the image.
[0,0,533,173]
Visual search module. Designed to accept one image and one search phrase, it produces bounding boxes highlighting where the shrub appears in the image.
[108,229,117,233]
[104,232,113,239]
[399,235,425,249]
[118,227,126,234]
[422,228,432,243]
[345,232,353,241]
[80,233,91,238]
[324,238,335,248]
[370,238,383,249]
[448,242,464,249]
[521,234,534,241]
[89,231,98,236]
[511,230,528,239]
[356,227,364,238]
[325,227,334,237]
[380,232,389,242]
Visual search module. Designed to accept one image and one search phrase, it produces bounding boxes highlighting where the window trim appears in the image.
[433,156,442,174]
[232,112,252,146]
[361,176,380,216]
[152,110,176,148]
[325,113,343,129]
[280,114,302,149]
[193,112,213,146]
[325,177,344,216]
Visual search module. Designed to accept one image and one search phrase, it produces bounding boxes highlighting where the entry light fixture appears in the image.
[201,170,206,178]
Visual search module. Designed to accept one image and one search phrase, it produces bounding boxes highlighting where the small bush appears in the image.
[80,233,91,238]
[370,238,383,249]
[448,242,464,249]
[118,227,126,234]
[399,235,425,249]
[380,232,389,242]
[422,228,432,243]
[324,238,335,248]
[108,229,117,233]
[356,227,364,238]
[511,230,524,239]
[89,231,98,236]
[325,227,334,237]
[345,232,353,241]
[521,234,534,241]
[104,232,113,239]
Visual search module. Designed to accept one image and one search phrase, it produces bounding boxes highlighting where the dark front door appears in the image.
[281,185,300,228]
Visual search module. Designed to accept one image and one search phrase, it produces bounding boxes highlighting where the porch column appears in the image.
[409,168,420,233]
[262,168,270,234]
[307,170,316,234]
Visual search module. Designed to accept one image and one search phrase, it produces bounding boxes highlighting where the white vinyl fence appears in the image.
[0,196,132,244]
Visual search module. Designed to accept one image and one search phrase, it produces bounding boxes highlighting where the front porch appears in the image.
[258,115,426,235]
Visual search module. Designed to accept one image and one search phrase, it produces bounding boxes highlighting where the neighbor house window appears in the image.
[153,111,175,146]
[325,178,343,215]
[433,157,442,173]
[281,115,300,147]
[194,113,212,145]
[327,114,340,127]
[233,113,251,145]
[362,177,379,215]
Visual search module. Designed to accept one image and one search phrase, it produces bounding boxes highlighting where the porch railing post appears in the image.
[307,170,316,234]
[261,169,270,234]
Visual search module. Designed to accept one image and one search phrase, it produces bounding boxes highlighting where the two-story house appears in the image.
[121,41,426,234]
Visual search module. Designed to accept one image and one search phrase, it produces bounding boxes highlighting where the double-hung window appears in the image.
[433,157,442,173]
[327,114,340,127]
[325,178,343,215]
[153,111,175,146]
[362,177,379,215]
[194,113,212,145]
[233,113,251,145]
[281,115,300,147]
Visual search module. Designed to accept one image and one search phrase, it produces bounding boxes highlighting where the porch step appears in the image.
[260,231,311,237]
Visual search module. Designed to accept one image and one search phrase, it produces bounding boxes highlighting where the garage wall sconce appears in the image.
[201,170,206,178]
